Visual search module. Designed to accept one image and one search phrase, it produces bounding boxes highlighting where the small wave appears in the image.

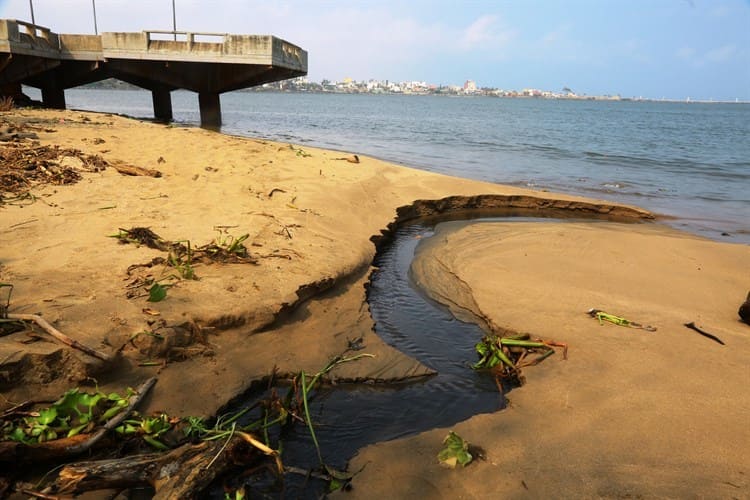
[518,142,578,160]
[583,150,666,169]
[601,182,630,190]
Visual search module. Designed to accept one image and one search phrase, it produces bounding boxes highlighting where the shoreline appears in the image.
[43,88,749,245]
[1,108,747,497]
[74,82,750,105]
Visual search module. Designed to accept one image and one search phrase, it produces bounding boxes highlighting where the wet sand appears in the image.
[349,221,749,498]
[1,108,747,498]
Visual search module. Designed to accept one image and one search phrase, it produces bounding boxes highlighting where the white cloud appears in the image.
[618,39,653,64]
[709,5,731,17]
[459,15,516,50]
[540,25,571,46]
[677,44,739,66]
[530,24,598,65]
[705,44,737,62]
[274,9,518,81]
[676,46,695,60]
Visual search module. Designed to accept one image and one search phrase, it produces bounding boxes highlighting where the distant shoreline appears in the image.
[72,79,750,105]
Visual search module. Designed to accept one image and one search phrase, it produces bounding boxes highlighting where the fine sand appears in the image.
[1,108,747,498]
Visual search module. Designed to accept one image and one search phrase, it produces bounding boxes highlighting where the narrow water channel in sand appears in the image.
[221,215,597,497]
[277,222,504,466]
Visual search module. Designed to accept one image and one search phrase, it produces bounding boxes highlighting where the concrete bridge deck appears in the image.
[0,19,307,127]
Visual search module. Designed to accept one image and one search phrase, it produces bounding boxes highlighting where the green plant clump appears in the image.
[437,431,473,468]
[1,388,131,444]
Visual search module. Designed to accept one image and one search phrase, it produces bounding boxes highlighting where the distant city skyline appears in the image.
[1,0,748,101]
[275,77,750,102]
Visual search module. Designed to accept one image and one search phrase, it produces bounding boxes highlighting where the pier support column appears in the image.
[151,88,173,122]
[41,85,65,109]
[198,92,221,129]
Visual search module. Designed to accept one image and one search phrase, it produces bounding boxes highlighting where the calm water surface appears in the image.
[42,88,750,243]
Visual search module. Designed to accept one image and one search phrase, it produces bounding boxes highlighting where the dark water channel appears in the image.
[221,215,597,497]
[281,222,504,460]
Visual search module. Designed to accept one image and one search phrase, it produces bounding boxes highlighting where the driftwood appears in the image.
[0,377,156,464]
[333,154,360,163]
[55,435,259,498]
[111,162,162,178]
[6,313,114,362]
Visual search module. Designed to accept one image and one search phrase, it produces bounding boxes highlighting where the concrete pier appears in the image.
[0,20,307,127]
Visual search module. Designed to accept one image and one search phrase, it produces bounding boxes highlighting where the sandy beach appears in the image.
[1,108,748,498]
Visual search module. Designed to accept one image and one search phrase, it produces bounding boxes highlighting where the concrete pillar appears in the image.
[198,92,221,129]
[151,88,173,122]
[41,85,66,109]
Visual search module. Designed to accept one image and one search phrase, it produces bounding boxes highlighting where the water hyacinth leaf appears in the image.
[472,338,515,370]
[148,283,168,302]
[115,423,138,435]
[100,398,128,422]
[108,392,125,401]
[37,407,57,425]
[77,392,104,411]
[54,389,83,416]
[329,478,344,492]
[437,431,473,468]
[325,464,359,492]
[499,338,546,348]
[77,392,100,407]
[9,427,26,442]
[142,434,169,450]
[67,423,89,438]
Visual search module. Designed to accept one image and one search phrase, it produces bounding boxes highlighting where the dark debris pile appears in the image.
[0,123,108,204]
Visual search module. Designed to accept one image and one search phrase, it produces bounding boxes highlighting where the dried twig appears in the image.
[684,322,725,345]
[17,489,61,500]
[9,218,38,229]
[6,313,114,362]
[110,161,161,178]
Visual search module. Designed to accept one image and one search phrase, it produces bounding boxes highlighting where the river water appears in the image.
[28,87,750,244]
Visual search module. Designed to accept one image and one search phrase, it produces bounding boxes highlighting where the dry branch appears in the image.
[111,162,162,178]
[56,435,258,498]
[6,313,114,362]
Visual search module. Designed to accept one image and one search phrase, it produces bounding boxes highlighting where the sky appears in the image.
[1,0,748,100]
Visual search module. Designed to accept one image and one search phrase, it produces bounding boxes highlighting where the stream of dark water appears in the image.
[218,221,503,497]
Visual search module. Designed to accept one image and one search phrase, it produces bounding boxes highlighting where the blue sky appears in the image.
[1,0,748,100]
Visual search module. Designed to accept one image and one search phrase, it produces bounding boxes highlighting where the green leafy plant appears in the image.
[472,333,567,390]
[224,487,245,500]
[167,240,197,280]
[115,412,174,450]
[209,227,250,257]
[1,388,131,444]
[147,282,169,302]
[289,144,311,157]
[437,431,473,468]
[1,349,376,494]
